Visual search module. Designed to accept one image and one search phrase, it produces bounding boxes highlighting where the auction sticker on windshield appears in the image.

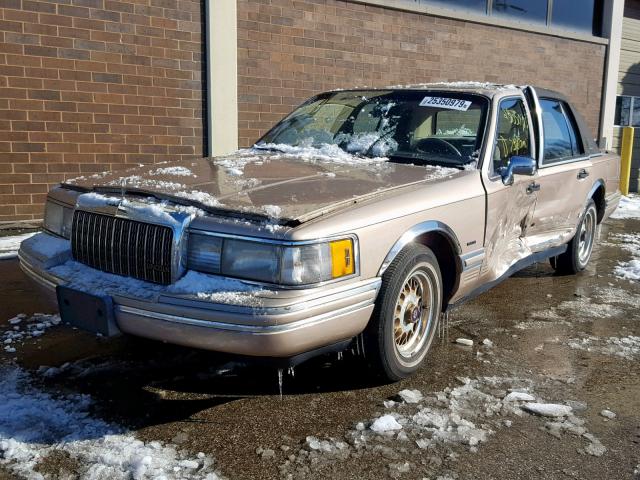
[419,96,472,111]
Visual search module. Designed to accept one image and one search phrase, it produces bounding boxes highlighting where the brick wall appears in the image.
[0,0,204,223]
[237,0,606,148]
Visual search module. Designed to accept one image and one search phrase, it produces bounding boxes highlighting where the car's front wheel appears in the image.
[550,199,598,274]
[365,243,442,381]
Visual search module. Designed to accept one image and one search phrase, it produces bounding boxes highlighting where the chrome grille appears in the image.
[71,210,174,284]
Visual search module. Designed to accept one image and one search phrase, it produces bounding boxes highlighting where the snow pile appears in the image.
[22,232,70,259]
[522,403,572,417]
[277,377,604,479]
[2,313,61,353]
[50,260,164,300]
[173,190,222,208]
[77,193,204,226]
[149,166,195,177]
[370,415,403,433]
[48,261,268,307]
[611,233,640,281]
[0,232,38,259]
[567,335,640,360]
[167,271,270,305]
[0,366,221,479]
[610,194,640,219]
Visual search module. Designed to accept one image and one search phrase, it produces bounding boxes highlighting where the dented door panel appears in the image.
[526,158,593,251]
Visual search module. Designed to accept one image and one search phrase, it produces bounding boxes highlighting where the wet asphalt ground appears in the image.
[0,215,638,480]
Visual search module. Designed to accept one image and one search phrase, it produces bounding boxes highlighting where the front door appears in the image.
[526,98,594,251]
[481,95,539,280]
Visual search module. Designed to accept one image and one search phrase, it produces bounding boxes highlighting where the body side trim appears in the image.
[449,245,567,308]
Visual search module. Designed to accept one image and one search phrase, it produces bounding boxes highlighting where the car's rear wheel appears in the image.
[365,243,442,381]
[550,199,597,274]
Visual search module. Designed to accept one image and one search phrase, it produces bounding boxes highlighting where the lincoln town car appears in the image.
[19,83,621,380]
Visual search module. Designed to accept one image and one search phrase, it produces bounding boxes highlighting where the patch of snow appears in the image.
[504,391,535,402]
[0,232,38,259]
[167,270,270,305]
[49,261,268,307]
[106,175,185,191]
[77,193,204,227]
[173,190,222,208]
[21,232,70,258]
[611,233,640,281]
[0,365,221,479]
[610,194,640,219]
[278,376,604,479]
[2,314,60,352]
[600,409,616,419]
[262,205,282,218]
[386,81,517,91]
[149,166,195,177]
[566,335,640,360]
[370,415,403,433]
[50,260,164,300]
[397,389,423,404]
[522,403,572,418]
[481,338,494,348]
[253,142,390,165]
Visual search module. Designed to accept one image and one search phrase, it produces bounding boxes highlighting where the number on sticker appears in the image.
[419,97,472,111]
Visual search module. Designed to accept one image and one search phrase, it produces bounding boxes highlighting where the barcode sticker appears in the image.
[419,96,472,111]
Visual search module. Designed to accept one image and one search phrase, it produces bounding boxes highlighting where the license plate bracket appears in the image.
[56,286,120,337]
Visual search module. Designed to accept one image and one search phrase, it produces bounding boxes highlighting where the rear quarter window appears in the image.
[540,98,584,164]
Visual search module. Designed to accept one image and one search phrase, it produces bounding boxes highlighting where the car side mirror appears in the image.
[499,156,537,186]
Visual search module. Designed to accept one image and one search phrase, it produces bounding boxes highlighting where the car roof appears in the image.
[331,83,568,100]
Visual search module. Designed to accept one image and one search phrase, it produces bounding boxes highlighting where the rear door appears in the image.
[525,97,593,250]
[481,94,539,280]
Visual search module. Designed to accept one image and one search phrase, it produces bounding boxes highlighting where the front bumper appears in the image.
[18,232,380,358]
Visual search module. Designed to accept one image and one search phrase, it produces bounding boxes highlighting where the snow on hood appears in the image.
[63,146,462,224]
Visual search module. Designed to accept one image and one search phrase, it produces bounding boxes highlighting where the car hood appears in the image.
[64,149,463,224]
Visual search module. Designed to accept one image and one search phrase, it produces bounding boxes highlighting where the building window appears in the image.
[413,0,604,36]
[425,0,487,13]
[551,0,603,35]
[492,0,547,25]
[615,95,640,127]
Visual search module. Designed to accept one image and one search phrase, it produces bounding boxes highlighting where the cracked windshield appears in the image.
[257,90,489,168]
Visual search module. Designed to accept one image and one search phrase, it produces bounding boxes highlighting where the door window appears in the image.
[540,99,583,163]
[493,97,531,174]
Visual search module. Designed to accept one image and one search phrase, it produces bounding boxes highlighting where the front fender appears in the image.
[377,220,462,276]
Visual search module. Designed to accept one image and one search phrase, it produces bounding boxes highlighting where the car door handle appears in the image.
[526,182,541,194]
[577,169,590,179]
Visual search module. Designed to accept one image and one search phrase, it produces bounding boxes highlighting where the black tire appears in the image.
[550,199,598,274]
[364,243,443,381]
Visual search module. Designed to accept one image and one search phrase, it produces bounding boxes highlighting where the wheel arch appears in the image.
[378,221,462,309]
[587,179,606,223]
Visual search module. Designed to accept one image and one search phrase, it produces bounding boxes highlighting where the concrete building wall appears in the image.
[0,0,205,223]
[236,0,607,148]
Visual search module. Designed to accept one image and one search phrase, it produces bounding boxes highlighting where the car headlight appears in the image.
[187,233,356,286]
[43,200,74,239]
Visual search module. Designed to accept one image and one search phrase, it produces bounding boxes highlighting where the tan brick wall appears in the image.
[0,0,204,222]
[237,0,606,148]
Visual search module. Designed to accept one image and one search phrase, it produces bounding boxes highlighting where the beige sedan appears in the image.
[20,83,621,380]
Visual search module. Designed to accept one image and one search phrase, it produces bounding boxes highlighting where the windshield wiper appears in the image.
[253,144,286,153]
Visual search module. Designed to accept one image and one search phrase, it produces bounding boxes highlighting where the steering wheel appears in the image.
[415,137,462,157]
